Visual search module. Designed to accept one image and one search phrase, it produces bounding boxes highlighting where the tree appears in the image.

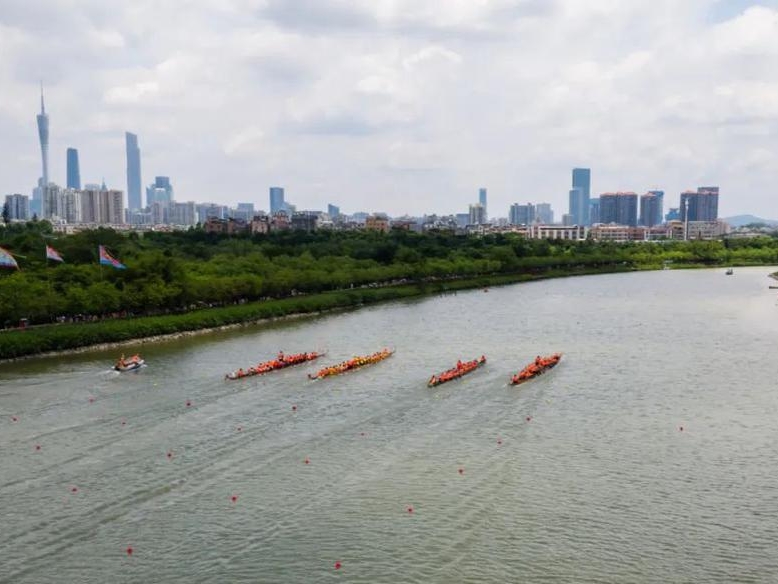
[2,202,9,225]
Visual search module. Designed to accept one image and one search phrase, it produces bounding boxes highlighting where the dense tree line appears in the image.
[1,221,777,326]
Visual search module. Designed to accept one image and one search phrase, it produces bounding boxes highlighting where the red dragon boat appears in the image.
[427,356,487,387]
[225,351,324,380]
[510,353,562,385]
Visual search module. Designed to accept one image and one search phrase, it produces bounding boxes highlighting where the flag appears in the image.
[46,245,64,262]
[0,246,19,269]
[98,245,126,269]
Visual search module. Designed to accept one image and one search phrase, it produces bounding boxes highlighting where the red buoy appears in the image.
[334,561,342,570]
[167,451,173,459]
[89,397,95,403]
[407,506,413,514]
[304,458,310,465]
[11,416,18,422]
[126,545,133,556]
[497,438,503,445]
[231,494,238,503]
[35,444,41,451]
[292,405,297,412]
[526,416,532,422]
[121,419,127,426]
[679,426,684,432]
[186,400,192,407]
[458,467,464,475]
[71,486,78,493]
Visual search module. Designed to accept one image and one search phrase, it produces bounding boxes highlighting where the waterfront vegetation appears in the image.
[1,221,777,359]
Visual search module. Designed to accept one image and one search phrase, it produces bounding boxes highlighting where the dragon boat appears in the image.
[510,353,562,385]
[427,356,487,387]
[225,351,325,380]
[308,348,394,380]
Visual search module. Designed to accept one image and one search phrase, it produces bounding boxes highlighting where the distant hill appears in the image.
[723,214,778,228]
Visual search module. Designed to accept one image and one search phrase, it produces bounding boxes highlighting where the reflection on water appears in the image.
[2,268,778,583]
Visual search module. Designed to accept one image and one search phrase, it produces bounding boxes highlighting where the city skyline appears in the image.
[1,1,777,218]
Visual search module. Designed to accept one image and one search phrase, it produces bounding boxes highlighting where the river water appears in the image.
[2,268,778,583]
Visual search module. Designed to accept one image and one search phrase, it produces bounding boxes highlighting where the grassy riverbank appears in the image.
[0,265,631,361]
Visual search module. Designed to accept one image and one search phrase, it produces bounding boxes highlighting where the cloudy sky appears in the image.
[1,0,777,218]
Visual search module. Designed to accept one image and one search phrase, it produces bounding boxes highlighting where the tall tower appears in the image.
[36,84,49,188]
[66,148,81,189]
[126,132,142,210]
[478,188,487,220]
[571,168,591,225]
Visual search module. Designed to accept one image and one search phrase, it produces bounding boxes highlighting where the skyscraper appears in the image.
[639,193,661,227]
[125,132,142,211]
[599,192,638,226]
[270,187,285,214]
[328,204,340,219]
[146,176,174,206]
[36,84,49,188]
[509,203,535,225]
[66,148,81,189]
[571,168,591,225]
[680,187,718,222]
[568,188,584,225]
[648,190,664,225]
[478,188,487,219]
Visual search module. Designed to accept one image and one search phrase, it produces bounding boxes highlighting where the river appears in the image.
[2,267,778,583]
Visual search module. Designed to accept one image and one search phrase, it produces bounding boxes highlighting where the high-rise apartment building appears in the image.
[599,192,638,226]
[648,190,664,225]
[534,203,553,225]
[639,193,661,227]
[126,133,142,211]
[169,201,197,226]
[571,168,591,225]
[4,194,30,221]
[469,203,486,225]
[680,187,719,222]
[66,148,81,189]
[478,188,487,219]
[328,204,340,219]
[269,187,285,215]
[36,85,49,189]
[509,203,535,225]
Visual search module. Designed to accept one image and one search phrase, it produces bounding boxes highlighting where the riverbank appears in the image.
[0,265,638,362]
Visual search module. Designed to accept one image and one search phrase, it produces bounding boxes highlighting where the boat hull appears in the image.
[308,349,394,380]
[427,357,487,387]
[225,352,325,380]
[510,354,562,385]
[114,359,145,372]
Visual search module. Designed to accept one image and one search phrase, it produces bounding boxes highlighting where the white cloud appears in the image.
[0,0,777,218]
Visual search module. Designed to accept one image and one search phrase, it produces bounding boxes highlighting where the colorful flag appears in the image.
[46,245,64,262]
[0,246,19,269]
[98,245,126,269]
